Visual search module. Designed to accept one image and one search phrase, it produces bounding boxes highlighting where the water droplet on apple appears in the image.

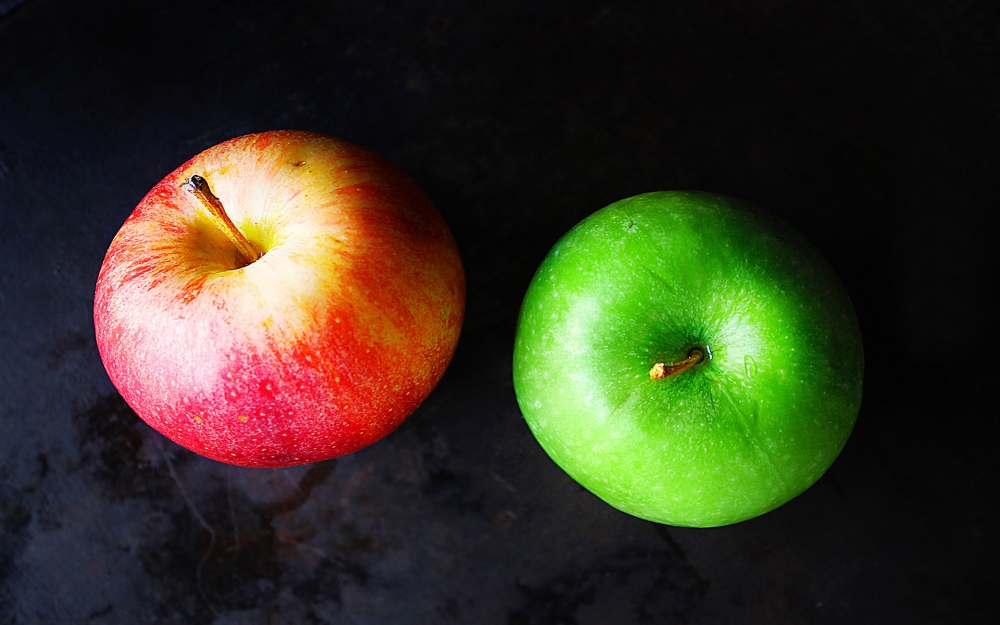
[744,354,757,378]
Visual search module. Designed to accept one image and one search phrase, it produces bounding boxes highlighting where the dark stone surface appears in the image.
[1,0,998,622]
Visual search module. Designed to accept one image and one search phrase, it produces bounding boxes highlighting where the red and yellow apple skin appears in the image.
[94,131,465,467]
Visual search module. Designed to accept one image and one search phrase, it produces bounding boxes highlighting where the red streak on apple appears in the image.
[94,131,465,467]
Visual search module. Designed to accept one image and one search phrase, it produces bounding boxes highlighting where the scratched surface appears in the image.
[1,1,998,623]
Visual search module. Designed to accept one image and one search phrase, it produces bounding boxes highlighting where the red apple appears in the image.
[94,131,465,467]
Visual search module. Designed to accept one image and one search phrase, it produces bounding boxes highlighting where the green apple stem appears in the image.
[649,348,705,380]
[182,175,261,267]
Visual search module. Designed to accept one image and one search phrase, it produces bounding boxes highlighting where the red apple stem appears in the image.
[649,348,704,379]
[182,175,261,267]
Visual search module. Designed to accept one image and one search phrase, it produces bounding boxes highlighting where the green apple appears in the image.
[512,191,863,527]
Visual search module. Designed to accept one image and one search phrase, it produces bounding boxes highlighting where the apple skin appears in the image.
[94,131,465,468]
[513,191,863,527]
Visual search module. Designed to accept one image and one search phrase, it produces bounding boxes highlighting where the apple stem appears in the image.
[649,348,705,380]
[182,175,261,267]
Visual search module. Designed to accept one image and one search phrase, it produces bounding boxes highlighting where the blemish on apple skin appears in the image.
[237,416,249,423]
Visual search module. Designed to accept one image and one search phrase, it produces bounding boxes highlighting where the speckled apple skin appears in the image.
[513,191,863,527]
[94,131,465,467]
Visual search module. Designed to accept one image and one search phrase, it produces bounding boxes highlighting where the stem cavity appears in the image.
[649,348,705,380]
[182,175,261,267]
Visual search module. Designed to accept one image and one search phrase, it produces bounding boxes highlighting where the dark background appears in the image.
[1,0,998,623]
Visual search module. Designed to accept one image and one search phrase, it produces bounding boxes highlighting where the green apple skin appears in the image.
[512,191,863,527]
